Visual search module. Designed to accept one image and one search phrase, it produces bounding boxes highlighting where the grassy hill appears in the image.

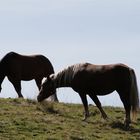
[0,98,139,140]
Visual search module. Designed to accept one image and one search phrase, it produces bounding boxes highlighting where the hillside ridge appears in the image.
[0,98,139,140]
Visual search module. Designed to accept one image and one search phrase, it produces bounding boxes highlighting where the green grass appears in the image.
[0,98,139,140]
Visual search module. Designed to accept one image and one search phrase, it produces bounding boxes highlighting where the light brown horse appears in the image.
[37,63,139,127]
[0,52,58,101]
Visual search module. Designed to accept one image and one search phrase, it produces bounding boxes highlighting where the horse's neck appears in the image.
[53,66,75,88]
[0,61,6,86]
[0,74,5,86]
[0,69,6,88]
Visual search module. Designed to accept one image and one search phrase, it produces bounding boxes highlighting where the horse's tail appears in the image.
[129,69,139,121]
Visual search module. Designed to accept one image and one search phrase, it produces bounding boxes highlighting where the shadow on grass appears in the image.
[111,121,140,133]
[70,136,85,140]
[36,102,60,114]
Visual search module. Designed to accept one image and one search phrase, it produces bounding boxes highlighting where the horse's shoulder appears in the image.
[4,52,18,57]
[1,52,18,62]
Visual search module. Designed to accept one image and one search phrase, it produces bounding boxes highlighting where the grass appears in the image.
[0,98,139,140]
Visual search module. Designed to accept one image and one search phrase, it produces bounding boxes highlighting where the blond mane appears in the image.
[53,63,85,87]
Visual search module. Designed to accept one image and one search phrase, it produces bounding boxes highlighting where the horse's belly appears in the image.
[72,70,116,95]
[21,69,45,80]
[90,82,116,95]
[79,80,116,95]
[21,73,41,80]
[93,88,115,95]
[21,77,34,81]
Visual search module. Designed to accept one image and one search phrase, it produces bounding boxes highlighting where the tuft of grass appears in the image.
[26,98,37,105]
[0,98,139,140]
[37,101,59,114]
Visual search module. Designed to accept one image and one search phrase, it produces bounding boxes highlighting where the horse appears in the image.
[37,62,139,127]
[0,52,58,101]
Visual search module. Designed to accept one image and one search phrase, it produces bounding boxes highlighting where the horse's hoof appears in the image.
[124,124,130,131]
[102,115,108,120]
[124,120,131,130]
[19,96,24,98]
[82,117,87,121]
[82,115,89,121]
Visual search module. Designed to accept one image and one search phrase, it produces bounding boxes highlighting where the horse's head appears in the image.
[37,75,55,102]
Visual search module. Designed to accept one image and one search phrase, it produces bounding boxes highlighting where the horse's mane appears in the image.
[53,63,86,87]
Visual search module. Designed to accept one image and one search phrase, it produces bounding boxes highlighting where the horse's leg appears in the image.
[78,93,89,121]
[9,78,23,98]
[13,81,23,98]
[35,78,42,90]
[117,90,131,127]
[88,93,108,119]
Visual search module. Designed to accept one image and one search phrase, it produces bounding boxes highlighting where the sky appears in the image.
[0,0,140,107]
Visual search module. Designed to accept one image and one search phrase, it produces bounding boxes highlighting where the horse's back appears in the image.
[1,52,54,80]
[75,63,116,83]
[86,63,131,82]
[2,52,52,70]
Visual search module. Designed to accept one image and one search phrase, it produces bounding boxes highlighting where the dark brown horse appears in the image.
[37,63,139,127]
[0,52,58,101]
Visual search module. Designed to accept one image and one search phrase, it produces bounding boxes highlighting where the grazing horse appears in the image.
[0,52,58,101]
[37,63,139,127]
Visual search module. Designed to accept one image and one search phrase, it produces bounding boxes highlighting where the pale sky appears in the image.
[0,0,140,106]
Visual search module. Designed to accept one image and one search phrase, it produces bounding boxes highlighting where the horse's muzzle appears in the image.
[37,95,43,102]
